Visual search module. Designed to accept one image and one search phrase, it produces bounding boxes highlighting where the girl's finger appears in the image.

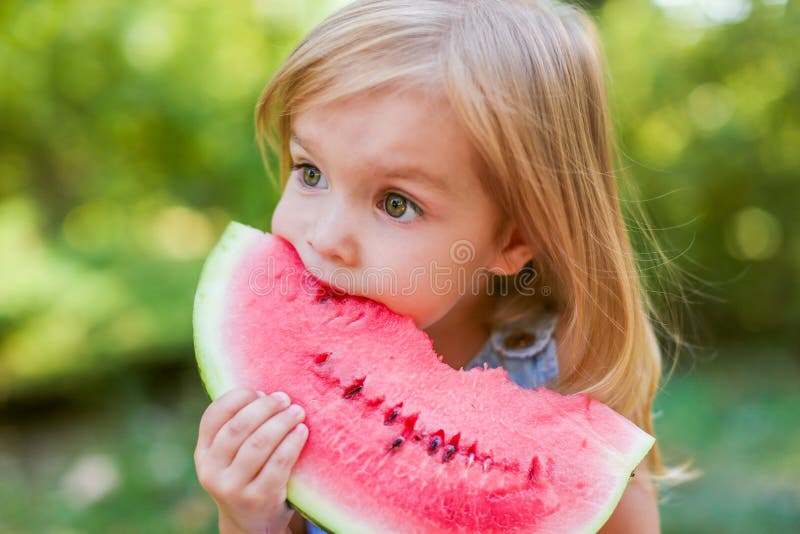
[204,392,292,471]
[226,404,306,485]
[196,388,259,455]
[247,422,309,496]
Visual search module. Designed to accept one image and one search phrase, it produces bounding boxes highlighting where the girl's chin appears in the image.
[387,302,445,331]
[363,296,433,328]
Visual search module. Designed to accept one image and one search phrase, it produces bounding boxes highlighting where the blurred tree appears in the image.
[600,0,799,347]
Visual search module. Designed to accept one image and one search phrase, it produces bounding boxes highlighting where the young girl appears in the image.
[194,0,682,532]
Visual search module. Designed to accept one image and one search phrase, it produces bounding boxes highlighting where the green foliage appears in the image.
[598,0,799,344]
[655,344,800,532]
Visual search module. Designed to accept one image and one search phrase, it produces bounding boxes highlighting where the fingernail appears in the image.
[256,390,267,398]
[271,391,290,406]
[295,423,308,435]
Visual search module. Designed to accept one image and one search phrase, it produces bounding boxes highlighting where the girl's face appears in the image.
[271,86,513,329]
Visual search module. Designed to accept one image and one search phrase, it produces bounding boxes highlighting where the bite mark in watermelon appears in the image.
[193,222,655,533]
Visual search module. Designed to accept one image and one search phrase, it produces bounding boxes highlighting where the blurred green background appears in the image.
[0,0,797,532]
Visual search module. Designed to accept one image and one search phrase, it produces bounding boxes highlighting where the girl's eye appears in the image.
[382,192,423,222]
[291,163,328,189]
[292,163,422,222]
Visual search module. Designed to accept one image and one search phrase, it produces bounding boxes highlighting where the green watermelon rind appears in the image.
[193,221,655,533]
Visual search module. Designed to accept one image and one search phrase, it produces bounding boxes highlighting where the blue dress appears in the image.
[304,312,560,534]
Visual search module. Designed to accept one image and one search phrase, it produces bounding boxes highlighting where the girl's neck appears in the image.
[424,291,496,370]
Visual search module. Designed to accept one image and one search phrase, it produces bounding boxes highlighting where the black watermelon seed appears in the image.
[384,407,401,425]
[391,437,405,449]
[428,436,441,454]
[343,384,362,398]
[443,444,457,463]
[343,377,365,399]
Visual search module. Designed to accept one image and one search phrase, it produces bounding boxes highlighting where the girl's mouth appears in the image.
[306,270,354,298]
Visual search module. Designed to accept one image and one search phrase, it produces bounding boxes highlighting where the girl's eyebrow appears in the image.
[373,162,450,194]
[290,132,315,154]
[290,131,450,194]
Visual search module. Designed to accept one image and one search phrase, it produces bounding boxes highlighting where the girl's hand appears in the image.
[194,387,309,534]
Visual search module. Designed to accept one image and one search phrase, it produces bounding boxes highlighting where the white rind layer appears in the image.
[581,432,655,534]
[288,472,383,534]
[193,221,261,399]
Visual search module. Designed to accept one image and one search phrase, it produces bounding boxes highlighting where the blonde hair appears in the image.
[255,0,697,482]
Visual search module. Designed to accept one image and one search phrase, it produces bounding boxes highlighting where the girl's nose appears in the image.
[305,200,359,267]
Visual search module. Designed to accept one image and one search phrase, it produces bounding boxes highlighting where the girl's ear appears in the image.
[487,226,534,276]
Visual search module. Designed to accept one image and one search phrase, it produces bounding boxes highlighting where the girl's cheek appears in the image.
[270,208,287,239]
[387,287,457,330]
[270,194,300,240]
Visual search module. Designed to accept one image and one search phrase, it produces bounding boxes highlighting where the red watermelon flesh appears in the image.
[193,222,655,534]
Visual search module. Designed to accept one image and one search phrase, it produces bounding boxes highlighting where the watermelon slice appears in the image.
[193,222,655,534]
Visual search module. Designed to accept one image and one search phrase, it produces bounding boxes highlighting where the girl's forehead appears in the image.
[293,86,452,129]
[290,88,476,164]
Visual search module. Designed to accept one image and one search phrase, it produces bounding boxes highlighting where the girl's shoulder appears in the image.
[464,311,560,389]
